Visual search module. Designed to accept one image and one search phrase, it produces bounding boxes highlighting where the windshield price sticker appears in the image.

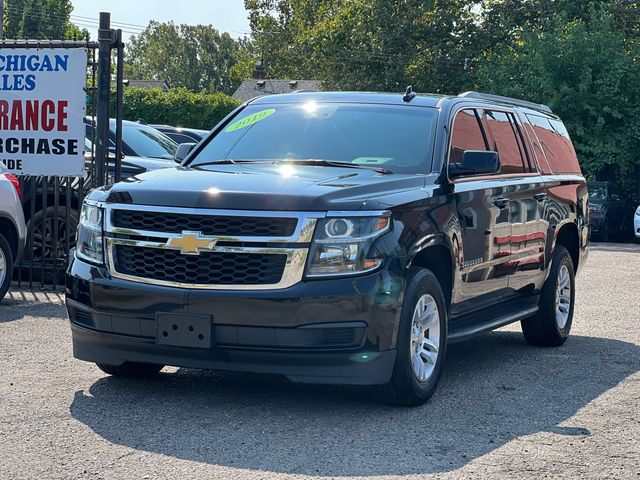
[225,109,276,133]
[0,48,87,176]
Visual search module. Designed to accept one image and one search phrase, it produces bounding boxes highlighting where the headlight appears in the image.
[306,213,391,277]
[76,203,105,264]
[635,206,640,216]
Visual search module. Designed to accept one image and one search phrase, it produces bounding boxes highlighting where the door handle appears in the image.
[493,197,509,209]
[534,192,548,202]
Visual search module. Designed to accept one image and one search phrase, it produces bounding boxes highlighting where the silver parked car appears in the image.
[0,164,27,301]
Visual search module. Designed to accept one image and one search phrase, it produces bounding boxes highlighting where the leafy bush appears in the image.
[120,87,241,130]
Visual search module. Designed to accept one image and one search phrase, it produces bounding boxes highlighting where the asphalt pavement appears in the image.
[1,244,639,479]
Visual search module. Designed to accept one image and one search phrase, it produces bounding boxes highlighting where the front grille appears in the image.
[112,210,298,237]
[114,245,287,285]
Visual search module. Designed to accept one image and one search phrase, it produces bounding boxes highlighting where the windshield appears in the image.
[189,103,436,174]
[121,124,178,159]
[588,184,607,201]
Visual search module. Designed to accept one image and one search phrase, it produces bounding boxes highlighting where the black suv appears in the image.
[65,91,589,405]
[587,181,628,241]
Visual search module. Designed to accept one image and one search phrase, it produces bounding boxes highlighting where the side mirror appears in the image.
[449,150,500,178]
[175,143,197,163]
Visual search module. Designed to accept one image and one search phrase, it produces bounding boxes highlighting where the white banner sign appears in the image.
[0,48,87,176]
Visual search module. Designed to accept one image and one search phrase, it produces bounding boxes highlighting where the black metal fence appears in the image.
[2,13,125,289]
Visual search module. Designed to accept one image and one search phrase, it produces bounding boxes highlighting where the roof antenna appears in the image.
[403,85,416,102]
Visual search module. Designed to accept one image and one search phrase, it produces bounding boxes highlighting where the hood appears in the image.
[92,163,432,211]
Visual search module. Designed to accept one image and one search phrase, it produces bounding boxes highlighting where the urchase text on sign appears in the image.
[0,48,86,176]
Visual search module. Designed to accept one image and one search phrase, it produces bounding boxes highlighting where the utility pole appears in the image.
[0,0,4,38]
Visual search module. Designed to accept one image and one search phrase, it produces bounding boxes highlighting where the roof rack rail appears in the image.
[458,91,553,114]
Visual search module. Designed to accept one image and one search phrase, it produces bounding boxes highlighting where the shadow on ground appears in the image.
[69,332,640,476]
[589,241,640,253]
[0,289,66,323]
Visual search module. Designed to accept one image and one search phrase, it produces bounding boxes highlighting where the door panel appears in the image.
[447,108,511,318]
[503,178,548,296]
[451,180,511,317]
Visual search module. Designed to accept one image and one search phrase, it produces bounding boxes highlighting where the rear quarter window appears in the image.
[526,114,581,174]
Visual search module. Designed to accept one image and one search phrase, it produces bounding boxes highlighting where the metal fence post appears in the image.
[95,12,112,188]
[114,29,124,183]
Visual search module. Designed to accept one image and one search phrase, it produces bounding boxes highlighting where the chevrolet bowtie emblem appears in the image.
[166,231,218,255]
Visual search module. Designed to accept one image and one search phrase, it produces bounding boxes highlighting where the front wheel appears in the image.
[521,245,575,347]
[381,268,447,406]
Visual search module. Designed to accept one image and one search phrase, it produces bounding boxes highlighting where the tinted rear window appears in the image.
[190,103,436,174]
[122,124,178,159]
[526,115,580,174]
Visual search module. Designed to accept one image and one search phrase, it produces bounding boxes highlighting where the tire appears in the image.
[96,362,164,378]
[381,267,448,406]
[0,233,14,302]
[521,245,575,347]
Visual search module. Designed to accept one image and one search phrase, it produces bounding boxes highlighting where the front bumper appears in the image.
[634,215,640,238]
[65,253,406,385]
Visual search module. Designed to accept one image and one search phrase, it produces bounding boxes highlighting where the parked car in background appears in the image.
[67,91,589,406]
[0,164,26,300]
[86,119,179,160]
[634,204,640,239]
[18,120,178,277]
[150,124,209,145]
[588,181,628,241]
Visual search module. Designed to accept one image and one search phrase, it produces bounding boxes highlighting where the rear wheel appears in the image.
[381,268,447,406]
[96,362,164,378]
[521,245,575,347]
[0,234,14,302]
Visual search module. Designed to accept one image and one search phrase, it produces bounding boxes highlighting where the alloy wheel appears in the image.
[410,294,441,382]
[555,264,571,329]
[0,248,6,285]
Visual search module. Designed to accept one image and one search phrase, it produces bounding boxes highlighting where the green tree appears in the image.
[245,0,478,92]
[475,6,640,197]
[2,0,87,39]
[125,21,251,95]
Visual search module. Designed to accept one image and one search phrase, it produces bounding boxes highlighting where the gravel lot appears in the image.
[1,245,639,480]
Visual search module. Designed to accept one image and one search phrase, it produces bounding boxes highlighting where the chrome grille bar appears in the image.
[100,204,325,290]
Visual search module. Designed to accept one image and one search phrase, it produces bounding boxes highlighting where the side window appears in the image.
[526,115,580,174]
[484,110,526,174]
[449,109,488,165]
[167,133,198,145]
[522,115,552,174]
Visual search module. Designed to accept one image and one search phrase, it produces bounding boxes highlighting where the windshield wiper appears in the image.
[274,159,393,174]
[189,159,238,167]
[190,158,393,174]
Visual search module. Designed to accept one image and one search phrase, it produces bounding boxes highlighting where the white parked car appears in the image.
[0,164,27,301]
[634,205,640,239]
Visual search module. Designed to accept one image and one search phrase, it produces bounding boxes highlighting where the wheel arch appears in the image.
[554,222,580,271]
[0,215,19,260]
[409,238,455,310]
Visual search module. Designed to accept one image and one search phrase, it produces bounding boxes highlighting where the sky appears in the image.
[69,0,252,41]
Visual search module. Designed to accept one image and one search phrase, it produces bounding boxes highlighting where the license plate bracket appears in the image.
[156,313,212,349]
